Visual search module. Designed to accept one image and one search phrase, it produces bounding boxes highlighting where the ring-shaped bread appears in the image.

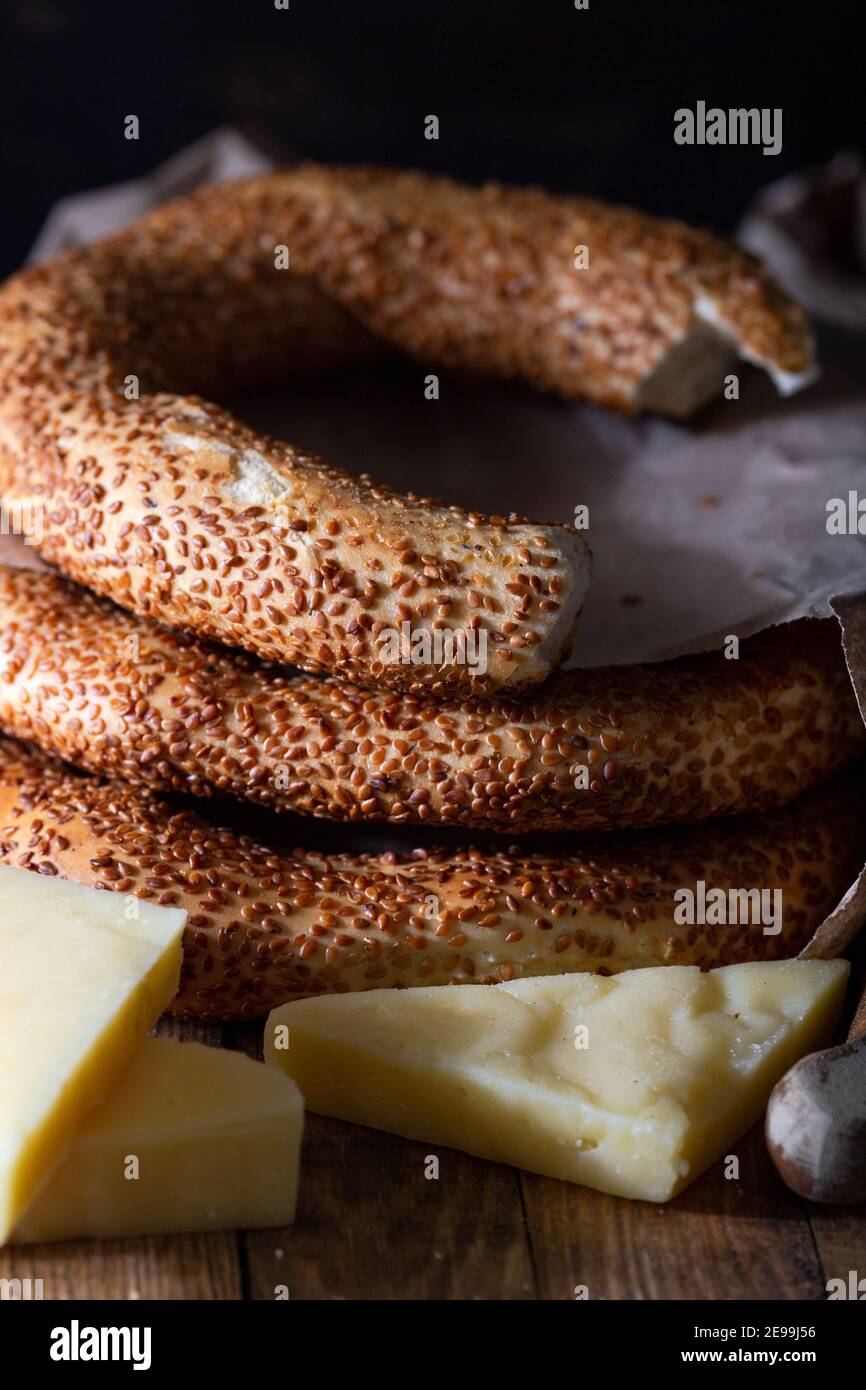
[0,166,812,693]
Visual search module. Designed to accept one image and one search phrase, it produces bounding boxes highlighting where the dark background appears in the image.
[0,0,862,273]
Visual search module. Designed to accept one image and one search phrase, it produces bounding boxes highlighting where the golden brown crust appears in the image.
[3,164,813,407]
[0,565,860,834]
[263,164,814,410]
[0,164,812,694]
[0,738,860,1020]
[0,168,608,696]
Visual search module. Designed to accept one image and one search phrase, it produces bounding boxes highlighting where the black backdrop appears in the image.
[0,0,863,273]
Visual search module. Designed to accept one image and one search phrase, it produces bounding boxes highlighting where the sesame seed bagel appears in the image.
[0,739,860,1019]
[240,163,814,414]
[0,172,607,696]
[0,564,860,833]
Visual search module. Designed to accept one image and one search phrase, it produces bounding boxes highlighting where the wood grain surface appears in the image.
[3,1012,864,1302]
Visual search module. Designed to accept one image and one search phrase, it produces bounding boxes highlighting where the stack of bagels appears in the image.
[0,164,862,1019]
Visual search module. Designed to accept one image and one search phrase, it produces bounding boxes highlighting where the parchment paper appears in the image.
[8,130,866,960]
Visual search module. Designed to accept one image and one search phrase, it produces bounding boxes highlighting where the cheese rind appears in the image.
[265,961,849,1202]
[13,1039,303,1242]
[0,866,185,1242]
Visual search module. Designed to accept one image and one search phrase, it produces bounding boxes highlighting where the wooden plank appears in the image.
[221,1021,264,1061]
[156,1015,224,1047]
[807,1206,866,1295]
[0,1233,242,1300]
[519,1125,825,1300]
[243,1117,536,1300]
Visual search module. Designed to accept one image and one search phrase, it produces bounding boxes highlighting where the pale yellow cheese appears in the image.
[265,961,849,1202]
[0,865,185,1242]
[13,1039,303,1242]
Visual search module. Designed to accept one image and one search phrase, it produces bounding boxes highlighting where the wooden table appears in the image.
[3,1009,864,1302]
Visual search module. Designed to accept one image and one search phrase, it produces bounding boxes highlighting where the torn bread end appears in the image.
[636,322,738,418]
[637,296,818,418]
[694,294,820,399]
[759,357,821,398]
[532,527,592,670]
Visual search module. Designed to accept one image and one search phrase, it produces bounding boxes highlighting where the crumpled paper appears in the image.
[27,127,273,261]
[740,149,866,331]
[7,129,866,960]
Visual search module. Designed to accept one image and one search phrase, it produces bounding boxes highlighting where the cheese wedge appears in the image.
[0,865,185,1242]
[265,960,849,1202]
[13,1039,303,1242]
